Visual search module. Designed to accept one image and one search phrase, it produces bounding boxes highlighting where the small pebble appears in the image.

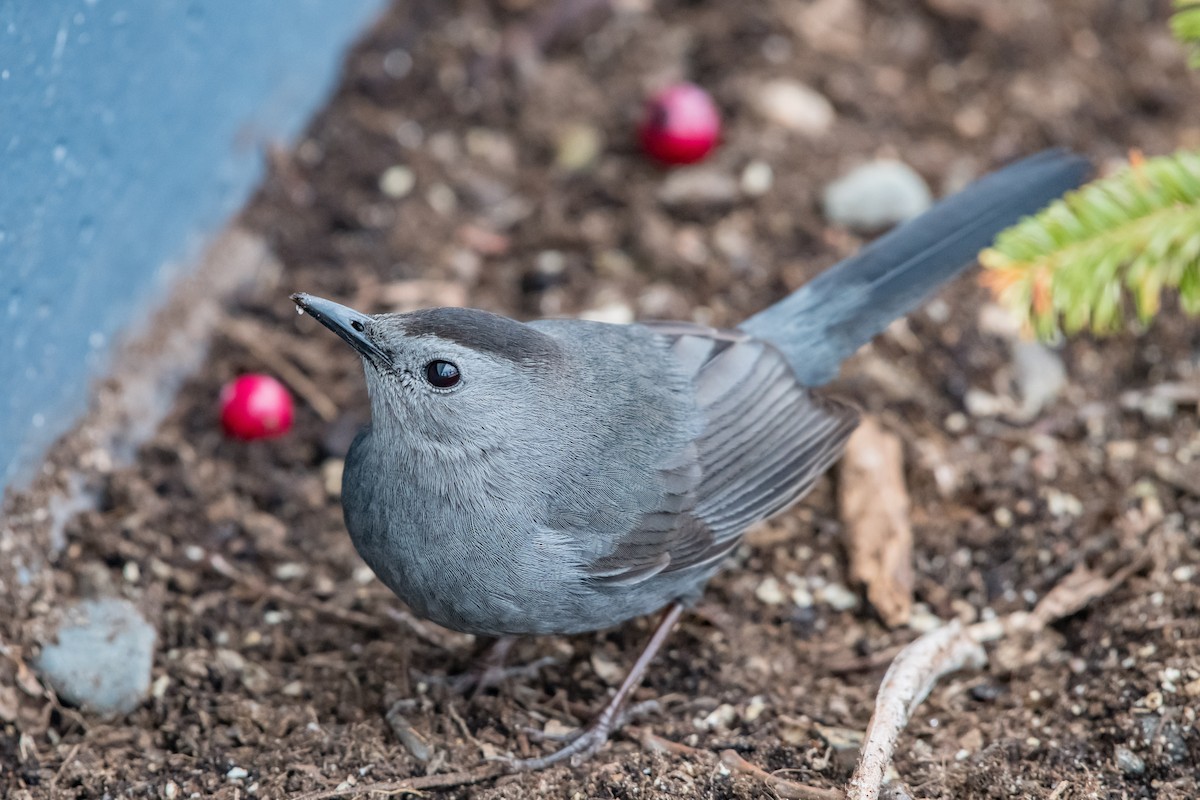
[578,301,634,325]
[753,79,835,136]
[34,598,157,716]
[755,576,787,606]
[226,766,249,781]
[379,165,415,199]
[657,167,739,208]
[818,582,859,611]
[740,160,774,196]
[321,459,344,498]
[697,703,737,731]
[1012,340,1066,419]
[1115,746,1145,775]
[964,388,1007,418]
[555,122,603,172]
[907,603,943,633]
[743,695,767,723]
[822,159,932,233]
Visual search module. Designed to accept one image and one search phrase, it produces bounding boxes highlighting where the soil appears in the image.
[3,0,1200,798]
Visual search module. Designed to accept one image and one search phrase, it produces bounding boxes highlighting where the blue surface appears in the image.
[0,0,385,488]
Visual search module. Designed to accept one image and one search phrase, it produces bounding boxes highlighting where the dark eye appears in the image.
[425,360,460,388]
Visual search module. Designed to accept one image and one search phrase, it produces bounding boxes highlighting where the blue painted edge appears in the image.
[0,0,388,489]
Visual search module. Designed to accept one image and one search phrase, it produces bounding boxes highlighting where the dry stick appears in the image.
[288,765,507,800]
[207,553,471,650]
[846,621,986,800]
[720,750,844,800]
[223,317,339,422]
[845,558,1146,800]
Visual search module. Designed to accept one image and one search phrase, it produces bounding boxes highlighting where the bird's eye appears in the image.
[425,360,461,388]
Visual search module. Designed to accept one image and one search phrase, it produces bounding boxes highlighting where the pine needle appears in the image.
[980,150,1200,338]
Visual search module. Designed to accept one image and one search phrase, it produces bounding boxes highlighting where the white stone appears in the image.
[753,79,835,136]
[822,159,933,233]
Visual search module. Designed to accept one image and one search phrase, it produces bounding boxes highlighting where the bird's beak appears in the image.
[291,293,391,364]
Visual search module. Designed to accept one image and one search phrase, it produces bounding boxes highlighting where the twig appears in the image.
[846,621,986,800]
[846,559,1144,800]
[636,728,705,757]
[719,749,844,800]
[224,317,339,421]
[208,554,383,629]
[288,765,506,800]
[48,742,83,791]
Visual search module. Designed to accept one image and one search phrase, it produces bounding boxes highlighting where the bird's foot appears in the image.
[502,699,660,770]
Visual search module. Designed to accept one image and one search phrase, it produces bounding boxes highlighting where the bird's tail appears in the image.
[739,149,1091,386]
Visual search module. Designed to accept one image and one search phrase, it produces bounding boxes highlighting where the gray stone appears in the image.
[34,597,156,716]
[752,79,835,136]
[1012,340,1067,420]
[657,167,739,209]
[822,159,933,233]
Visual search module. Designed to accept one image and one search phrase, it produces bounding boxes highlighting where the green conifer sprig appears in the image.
[980,151,1200,339]
[1173,0,1200,68]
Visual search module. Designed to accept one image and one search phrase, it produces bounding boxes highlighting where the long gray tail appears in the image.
[739,149,1090,386]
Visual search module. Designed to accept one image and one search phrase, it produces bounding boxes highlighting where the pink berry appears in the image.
[638,82,721,166]
[220,374,294,440]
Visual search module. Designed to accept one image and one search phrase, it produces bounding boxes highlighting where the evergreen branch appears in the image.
[980,151,1200,338]
[1173,0,1200,68]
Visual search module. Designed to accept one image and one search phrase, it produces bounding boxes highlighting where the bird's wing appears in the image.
[586,322,858,586]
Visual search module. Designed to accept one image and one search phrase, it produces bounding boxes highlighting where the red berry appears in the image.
[220,374,294,440]
[638,83,721,166]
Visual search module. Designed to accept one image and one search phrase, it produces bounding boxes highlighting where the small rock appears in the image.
[818,582,859,611]
[321,459,344,498]
[743,695,767,723]
[226,766,249,781]
[740,160,774,196]
[555,122,603,172]
[1106,440,1138,461]
[1115,746,1145,775]
[379,165,415,199]
[822,159,933,233]
[578,301,634,325]
[34,598,156,716]
[755,576,787,605]
[964,388,1008,418]
[1012,340,1066,420]
[657,167,739,208]
[753,79,835,136]
[697,703,737,731]
[907,603,944,633]
[591,652,624,685]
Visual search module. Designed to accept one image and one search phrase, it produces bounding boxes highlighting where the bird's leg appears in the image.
[425,636,556,698]
[501,601,685,771]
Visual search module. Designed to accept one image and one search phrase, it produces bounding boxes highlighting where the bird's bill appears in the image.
[291,293,390,364]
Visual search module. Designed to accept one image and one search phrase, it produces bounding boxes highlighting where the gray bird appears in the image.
[292,149,1088,769]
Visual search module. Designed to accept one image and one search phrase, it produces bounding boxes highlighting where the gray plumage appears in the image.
[294,149,1089,640]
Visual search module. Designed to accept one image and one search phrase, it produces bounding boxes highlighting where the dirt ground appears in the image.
[3,0,1200,797]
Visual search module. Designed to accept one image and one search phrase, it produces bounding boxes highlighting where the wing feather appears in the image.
[584,322,857,587]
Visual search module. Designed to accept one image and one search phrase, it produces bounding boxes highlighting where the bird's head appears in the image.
[291,293,563,447]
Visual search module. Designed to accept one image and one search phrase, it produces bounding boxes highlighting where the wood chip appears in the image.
[838,417,914,627]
